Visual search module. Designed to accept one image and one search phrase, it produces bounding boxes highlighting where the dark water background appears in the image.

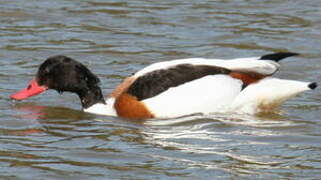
[1,0,321,179]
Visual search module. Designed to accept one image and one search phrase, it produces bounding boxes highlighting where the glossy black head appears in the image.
[37,56,97,92]
[36,55,105,108]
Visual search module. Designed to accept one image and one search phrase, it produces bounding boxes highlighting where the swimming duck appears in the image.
[10,52,317,119]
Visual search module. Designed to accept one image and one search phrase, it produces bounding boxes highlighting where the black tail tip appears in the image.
[260,52,300,62]
[308,82,317,90]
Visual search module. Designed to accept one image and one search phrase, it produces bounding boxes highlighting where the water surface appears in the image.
[1,0,321,179]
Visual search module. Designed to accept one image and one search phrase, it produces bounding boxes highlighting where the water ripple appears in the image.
[1,0,321,179]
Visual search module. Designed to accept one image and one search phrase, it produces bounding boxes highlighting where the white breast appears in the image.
[84,98,117,116]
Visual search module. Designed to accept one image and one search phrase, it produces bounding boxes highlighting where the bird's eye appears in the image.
[27,85,32,90]
[45,67,51,73]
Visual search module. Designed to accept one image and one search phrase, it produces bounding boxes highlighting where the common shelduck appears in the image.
[10,52,317,119]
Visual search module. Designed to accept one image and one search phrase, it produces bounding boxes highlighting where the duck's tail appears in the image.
[229,78,317,114]
[259,52,300,62]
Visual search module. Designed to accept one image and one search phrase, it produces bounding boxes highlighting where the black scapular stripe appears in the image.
[260,52,299,62]
[127,64,231,100]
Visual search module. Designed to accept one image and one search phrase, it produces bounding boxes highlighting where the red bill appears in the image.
[10,79,48,100]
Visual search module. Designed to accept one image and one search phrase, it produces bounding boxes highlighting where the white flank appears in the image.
[229,78,312,114]
[142,75,243,118]
[84,98,117,116]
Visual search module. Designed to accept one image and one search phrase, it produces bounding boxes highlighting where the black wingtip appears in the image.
[260,52,300,62]
[308,82,317,90]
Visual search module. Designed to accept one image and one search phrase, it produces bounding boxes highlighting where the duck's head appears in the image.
[11,55,105,108]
